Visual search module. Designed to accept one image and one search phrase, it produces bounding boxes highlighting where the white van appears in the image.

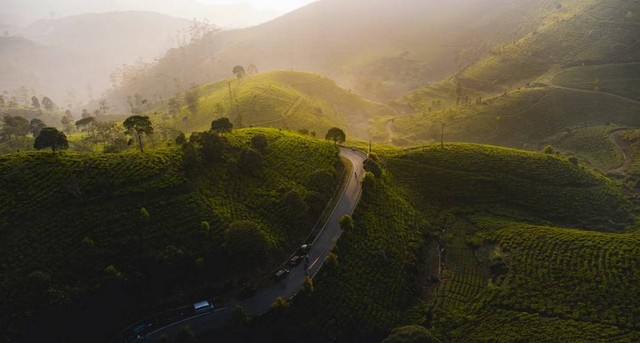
[193,300,214,314]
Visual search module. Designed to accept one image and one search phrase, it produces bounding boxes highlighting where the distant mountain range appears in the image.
[0,11,190,109]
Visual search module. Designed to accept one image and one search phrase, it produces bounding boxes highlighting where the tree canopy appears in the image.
[123,115,153,152]
[211,117,233,134]
[1,115,30,139]
[75,116,96,132]
[34,127,69,153]
[232,65,246,79]
[325,127,346,144]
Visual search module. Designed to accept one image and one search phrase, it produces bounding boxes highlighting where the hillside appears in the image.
[0,128,340,342]
[389,0,640,164]
[0,11,190,106]
[206,143,639,342]
[106,0,566,106]
[167,71,395,140]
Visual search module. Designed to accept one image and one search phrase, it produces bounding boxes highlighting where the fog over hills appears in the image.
[0,11,191,110]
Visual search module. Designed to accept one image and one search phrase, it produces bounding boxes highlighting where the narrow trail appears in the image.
[607,128,632,176]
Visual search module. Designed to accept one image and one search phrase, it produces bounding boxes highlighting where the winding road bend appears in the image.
[141,147,366,342]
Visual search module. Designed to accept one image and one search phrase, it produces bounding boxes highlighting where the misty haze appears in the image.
[1,0,640,342]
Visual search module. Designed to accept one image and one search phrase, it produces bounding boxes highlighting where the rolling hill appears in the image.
[211,142,639,342]
[165,71,396,140]
[106,0,568,107]
[0,128,340,342]
[389,0,640,167]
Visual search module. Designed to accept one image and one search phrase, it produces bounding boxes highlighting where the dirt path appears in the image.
[607,128,633,176]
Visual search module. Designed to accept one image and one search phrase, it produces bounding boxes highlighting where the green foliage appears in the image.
[123,115,153,153]
[211,117,233,134]
[382,325,437,343]
[232,65,246,79]
[271,296,290,310]
[177,325,195,343]
[339,215,354,231]
[225,220,271,270]
[1,115,30,139]
[0,128,339,340]
[543,145,555,154]
[363,158,382,178]
[238,147,263,174]
[250,133,268,153]
[303,276,314,293]
[325,127,346,144]
[34,127,69,152]
[104,265,123,280]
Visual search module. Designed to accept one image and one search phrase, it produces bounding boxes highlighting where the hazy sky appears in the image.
[0,0,317,28]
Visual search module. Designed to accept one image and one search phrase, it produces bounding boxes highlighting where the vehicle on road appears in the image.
[275,269,290,280]
[193,300,214,315]
[298,244,311,255]
[124,320,153,342]
[289,255,302,267]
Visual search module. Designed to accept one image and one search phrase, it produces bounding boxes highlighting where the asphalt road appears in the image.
[141,147,366,342]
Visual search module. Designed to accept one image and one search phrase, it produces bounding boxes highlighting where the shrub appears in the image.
[271,296,290,310]
[326,252,338,267]
[225,220,271,270]
[250,133,268,153]
[364,158,382,178]
[231,305,251,326]
[303,276,314,293]
[339,215,354,231]
[239,147,264,174]
[543,145,555,154]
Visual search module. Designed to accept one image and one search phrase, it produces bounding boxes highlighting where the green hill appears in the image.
[388,0,640,167]
[236,143,638,342]
[0,128,340,341]
[172,71,394,140]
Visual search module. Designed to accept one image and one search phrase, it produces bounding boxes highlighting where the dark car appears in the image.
[289,255,302,267]
[275,269,290,280]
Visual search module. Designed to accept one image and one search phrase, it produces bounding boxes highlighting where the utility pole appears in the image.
[441,123,445,148]
[368,140,372,154]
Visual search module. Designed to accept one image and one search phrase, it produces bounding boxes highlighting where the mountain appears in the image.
[0,11,190,108]
[107,0,566,106]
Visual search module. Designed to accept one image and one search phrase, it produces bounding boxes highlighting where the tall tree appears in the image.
[211,117,233,135]
[325,127,346,144]
[232,65,246,79]
[34,127,68,153]
[29,118,47,137]
[75,116,97,134]
[247,64,259,75]
[123,115,153,153]
[61,111,75,134]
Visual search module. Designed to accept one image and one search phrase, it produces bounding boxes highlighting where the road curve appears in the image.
[142,147,366,342]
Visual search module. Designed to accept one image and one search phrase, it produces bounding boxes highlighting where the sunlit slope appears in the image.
[107,0,567,106]
[0,128,339,341]
[392,0,640,160]
[177,71,394,139]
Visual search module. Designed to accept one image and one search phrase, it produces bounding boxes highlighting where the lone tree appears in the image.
[34,127,68,153]
[232,65,246,79]
[247,63,259,75]
[123,115,153,153]
[325,127,346,144]
[31,96,40,109]
[211,117,233,135]
[29,118,47,137]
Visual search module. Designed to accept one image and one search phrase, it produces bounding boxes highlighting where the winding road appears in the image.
[141,147,366,342]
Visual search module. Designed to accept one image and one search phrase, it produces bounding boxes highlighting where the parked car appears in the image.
[298,244,311,255]
[289,255,302,267]
[275,269,290,280]
[193,300,214,315]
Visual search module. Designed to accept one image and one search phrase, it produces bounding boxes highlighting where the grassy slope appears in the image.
[552,63,640,101]
[0,128,339,341]
[176,71,394,140]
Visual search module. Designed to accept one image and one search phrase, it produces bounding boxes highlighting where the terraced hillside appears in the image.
[172,71,394,141]
[0,128,340,342]
[227,143,638,343]
[388,0,640,164]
